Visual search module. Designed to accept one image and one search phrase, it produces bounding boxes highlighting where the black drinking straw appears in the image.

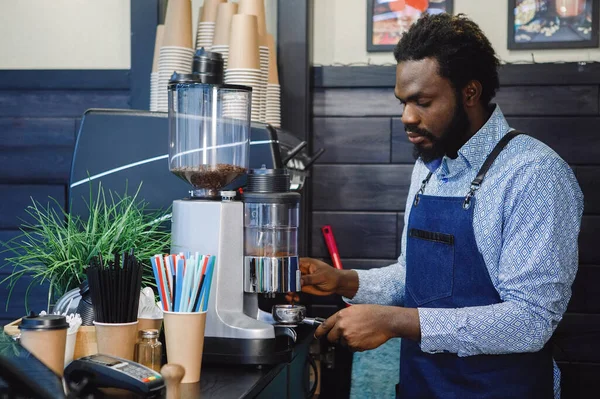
[86,249,143,324]
[191,272,205,313]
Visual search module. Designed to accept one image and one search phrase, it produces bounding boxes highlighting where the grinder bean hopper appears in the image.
[168,54,302,364]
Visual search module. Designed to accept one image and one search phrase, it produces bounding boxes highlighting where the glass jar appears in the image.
[134,329,162,372]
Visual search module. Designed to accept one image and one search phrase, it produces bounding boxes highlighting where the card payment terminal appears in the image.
[64,354,165,398]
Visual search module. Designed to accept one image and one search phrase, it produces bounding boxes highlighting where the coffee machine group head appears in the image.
[168,52,301,364]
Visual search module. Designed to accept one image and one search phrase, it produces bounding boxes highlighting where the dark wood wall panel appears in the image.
[558,362,600,398]
[0,90,130,117]
[568,265,600,314]
[0,274,50,325]
[554,314,600,363]
[0,118,77,146]
[505,117,600,165]
[578,216,600,265]
[312,165,412,211]
[0,147,73,183]
[0,88,130,325]
[496,86,598,116]
[0,230,50,325]
[313,117,391,164]
[313,88,399,117]
[574,166,600,215]
[311,212,399,259]
[0,185,65,230]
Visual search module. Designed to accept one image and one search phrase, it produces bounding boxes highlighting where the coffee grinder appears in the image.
[167,64,301,364]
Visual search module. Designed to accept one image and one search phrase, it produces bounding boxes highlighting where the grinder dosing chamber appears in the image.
[244,168,301,293]
[168,72,252,198]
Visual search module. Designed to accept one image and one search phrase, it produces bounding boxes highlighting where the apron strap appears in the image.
[463,130,524,209]
[413,171,433,206]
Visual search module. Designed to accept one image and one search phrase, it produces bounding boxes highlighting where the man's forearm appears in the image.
[336,269,359,299]
[388,306,421,341]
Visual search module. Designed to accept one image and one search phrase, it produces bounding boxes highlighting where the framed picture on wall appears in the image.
[367,0,454,52]
[508,0,599,49]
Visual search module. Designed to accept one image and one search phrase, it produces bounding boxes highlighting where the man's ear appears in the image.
[462,80,483,107]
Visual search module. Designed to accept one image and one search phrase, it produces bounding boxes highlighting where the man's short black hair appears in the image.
[394,13,500,106]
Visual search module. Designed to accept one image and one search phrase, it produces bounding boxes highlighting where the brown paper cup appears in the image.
[163,0,193,48]
[73,326,98,360]
[20,328,67,376]
[201,0,226,23]
[138,318,163,333]
[213,2,238,46]
[94,321,138,361]
[238,0,267,37]
[266,33,279,85]
[228,14,260,70]
[163,311,207,384]
[152,25,165,73]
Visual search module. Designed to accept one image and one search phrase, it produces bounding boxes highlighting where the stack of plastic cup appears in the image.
[265,33,280,128]
[195,0,225,50]
[225,14,261,123]
[211,2,238,70]
[158,0,193,112]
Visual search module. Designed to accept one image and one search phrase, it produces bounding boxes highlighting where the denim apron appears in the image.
[397,131,554,398]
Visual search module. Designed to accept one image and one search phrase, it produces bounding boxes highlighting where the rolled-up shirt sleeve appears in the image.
[419,156,583,356]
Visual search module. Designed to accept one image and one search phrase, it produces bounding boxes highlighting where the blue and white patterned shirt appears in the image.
[349,105,583,397]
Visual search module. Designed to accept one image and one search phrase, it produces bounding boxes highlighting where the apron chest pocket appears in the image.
[406,228,455,306]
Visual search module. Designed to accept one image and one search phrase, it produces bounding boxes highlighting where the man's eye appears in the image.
[418,101,431,108]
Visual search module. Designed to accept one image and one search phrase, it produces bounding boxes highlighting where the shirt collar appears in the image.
[423,104,511,178]
[456,104,511,172]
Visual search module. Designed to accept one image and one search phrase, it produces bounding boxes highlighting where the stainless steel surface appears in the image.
[272,304,325,327]
[171,199,275,340]
[244,256,300,293]
[274,326,297,343]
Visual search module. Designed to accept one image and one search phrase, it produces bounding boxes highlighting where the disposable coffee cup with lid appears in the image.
[19,312,70,331]
[19,312,69,376]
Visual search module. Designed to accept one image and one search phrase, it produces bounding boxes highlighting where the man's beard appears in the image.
[407,101,470,164]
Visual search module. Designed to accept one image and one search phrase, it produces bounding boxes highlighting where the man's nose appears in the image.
[401,103,419,127]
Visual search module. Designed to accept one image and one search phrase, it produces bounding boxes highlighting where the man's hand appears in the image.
[315,305,421,351]
[286,257,357,302]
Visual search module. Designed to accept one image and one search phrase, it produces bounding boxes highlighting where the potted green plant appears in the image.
[1,182,171,311]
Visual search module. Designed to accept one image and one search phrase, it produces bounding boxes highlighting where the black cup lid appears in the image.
[19,312,69,331]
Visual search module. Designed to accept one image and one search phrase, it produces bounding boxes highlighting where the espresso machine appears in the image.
[167,62,302,364]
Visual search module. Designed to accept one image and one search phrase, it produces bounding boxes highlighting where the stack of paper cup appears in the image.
[265,33,281,128]
[225,14,261,122]
[238,0,268,123]
[150,25,165,112]
[157,46,193,111]
[158,0,194,111]
[222,88,252,121]
[196,0,225,50]
[258,35,269,123]
[211,2,238,69]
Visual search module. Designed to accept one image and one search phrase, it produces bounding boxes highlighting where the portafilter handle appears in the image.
[302,317,326,327]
